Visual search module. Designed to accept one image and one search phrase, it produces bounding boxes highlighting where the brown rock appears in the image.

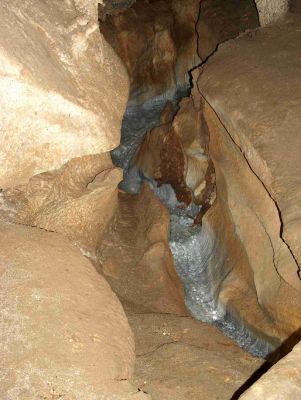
[0,0,129,188]
[133,94,213,212]
[196,16,301,341]
[4,154,122,254]
[97,185,188,315]
[128,313,264,400]
[197,0,259,60]
[239,342,301,399]
[0,222,149,399]
[100,0,200,104]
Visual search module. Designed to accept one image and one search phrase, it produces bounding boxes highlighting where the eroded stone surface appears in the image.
[4,153,122,254]
[102,0,201,169]
[97,185,188,315]
[131,95,212,210]
[255,0,288,25]
[0,0,129,188]
[128,313,263,400]
[197,0,259,60]
[0,222,149,400]
[240,342,301,399]
[192,16,301,346]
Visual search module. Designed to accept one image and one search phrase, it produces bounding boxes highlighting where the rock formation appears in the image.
[239,342,301,399]
[0,0,128,188]
[186,14,301,350]
[4,153,122,254]
[97,185,188,315]
[1,0,301,399]
[0,222,148,399]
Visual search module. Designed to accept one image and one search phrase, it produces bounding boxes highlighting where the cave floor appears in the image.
[127,312,263,400]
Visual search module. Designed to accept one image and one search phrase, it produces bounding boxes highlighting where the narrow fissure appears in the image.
[1,1,301,399]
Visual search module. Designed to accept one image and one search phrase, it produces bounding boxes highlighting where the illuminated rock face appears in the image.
[255,0,288,25]
[239,342,301,399]
[0,0,129,189]
[0,223,149,400]
[182,15,301,354]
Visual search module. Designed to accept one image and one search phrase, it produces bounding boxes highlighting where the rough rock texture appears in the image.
[0,0,128,188]
[97,185,188,315]
[0,222,148,400]
[131,96,212,209]
[240,342,301,399]
[128,313,263,400]
[102,0,201,168]
[101,0,200,105]
[290,0,301,12]
[197,0,259,60]
[255,0,288,25]
[4,153,122,254]
[193,16,301,346]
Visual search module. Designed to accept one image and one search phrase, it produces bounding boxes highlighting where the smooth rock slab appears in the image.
[0,222,147,399]
[195,16,301,343]
[240,342,301,399]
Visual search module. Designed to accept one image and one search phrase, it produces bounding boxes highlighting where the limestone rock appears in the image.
[0,0,129,188]
[240,342,301,399]
[4,153,122,254]
[197,0,259,60]
[128,313,263,400]
[255,0,288,25]
[194,16,301,343]
[97,185,188,315]
[133,96,212,210]
[100,0,200,105]
[0,222,148,399]
[104,0,201,168]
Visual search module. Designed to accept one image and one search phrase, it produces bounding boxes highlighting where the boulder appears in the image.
[0,0,129,188]
[0,222,148,399]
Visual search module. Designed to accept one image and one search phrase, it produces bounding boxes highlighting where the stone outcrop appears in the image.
[97,185,188,315]
[188,15,301,348]
[240,342,301,399]
[102,0,201,168]
[105,0,260,170]
[132,96,213,210]
[100,0,200,106]
[255,0,288,25]
[0,222,148,399]
[4,153,122,254]
[128,313,263,400]
[197,0,259,60]
[0,0,128,188]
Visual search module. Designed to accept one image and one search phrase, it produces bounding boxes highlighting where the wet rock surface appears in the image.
[101,0,201,169]
[192,15,301,348]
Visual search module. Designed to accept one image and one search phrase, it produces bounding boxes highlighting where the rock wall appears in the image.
[4,153,122,254]
[0,222,148,399]
[0,1,149,398]
[197,0,259,60]
[100,0,201,169]
[97,185,188,315]
[0,0,128,188]
[255,0,288,25]
[188,15,301,350]
[240,342,301,399]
